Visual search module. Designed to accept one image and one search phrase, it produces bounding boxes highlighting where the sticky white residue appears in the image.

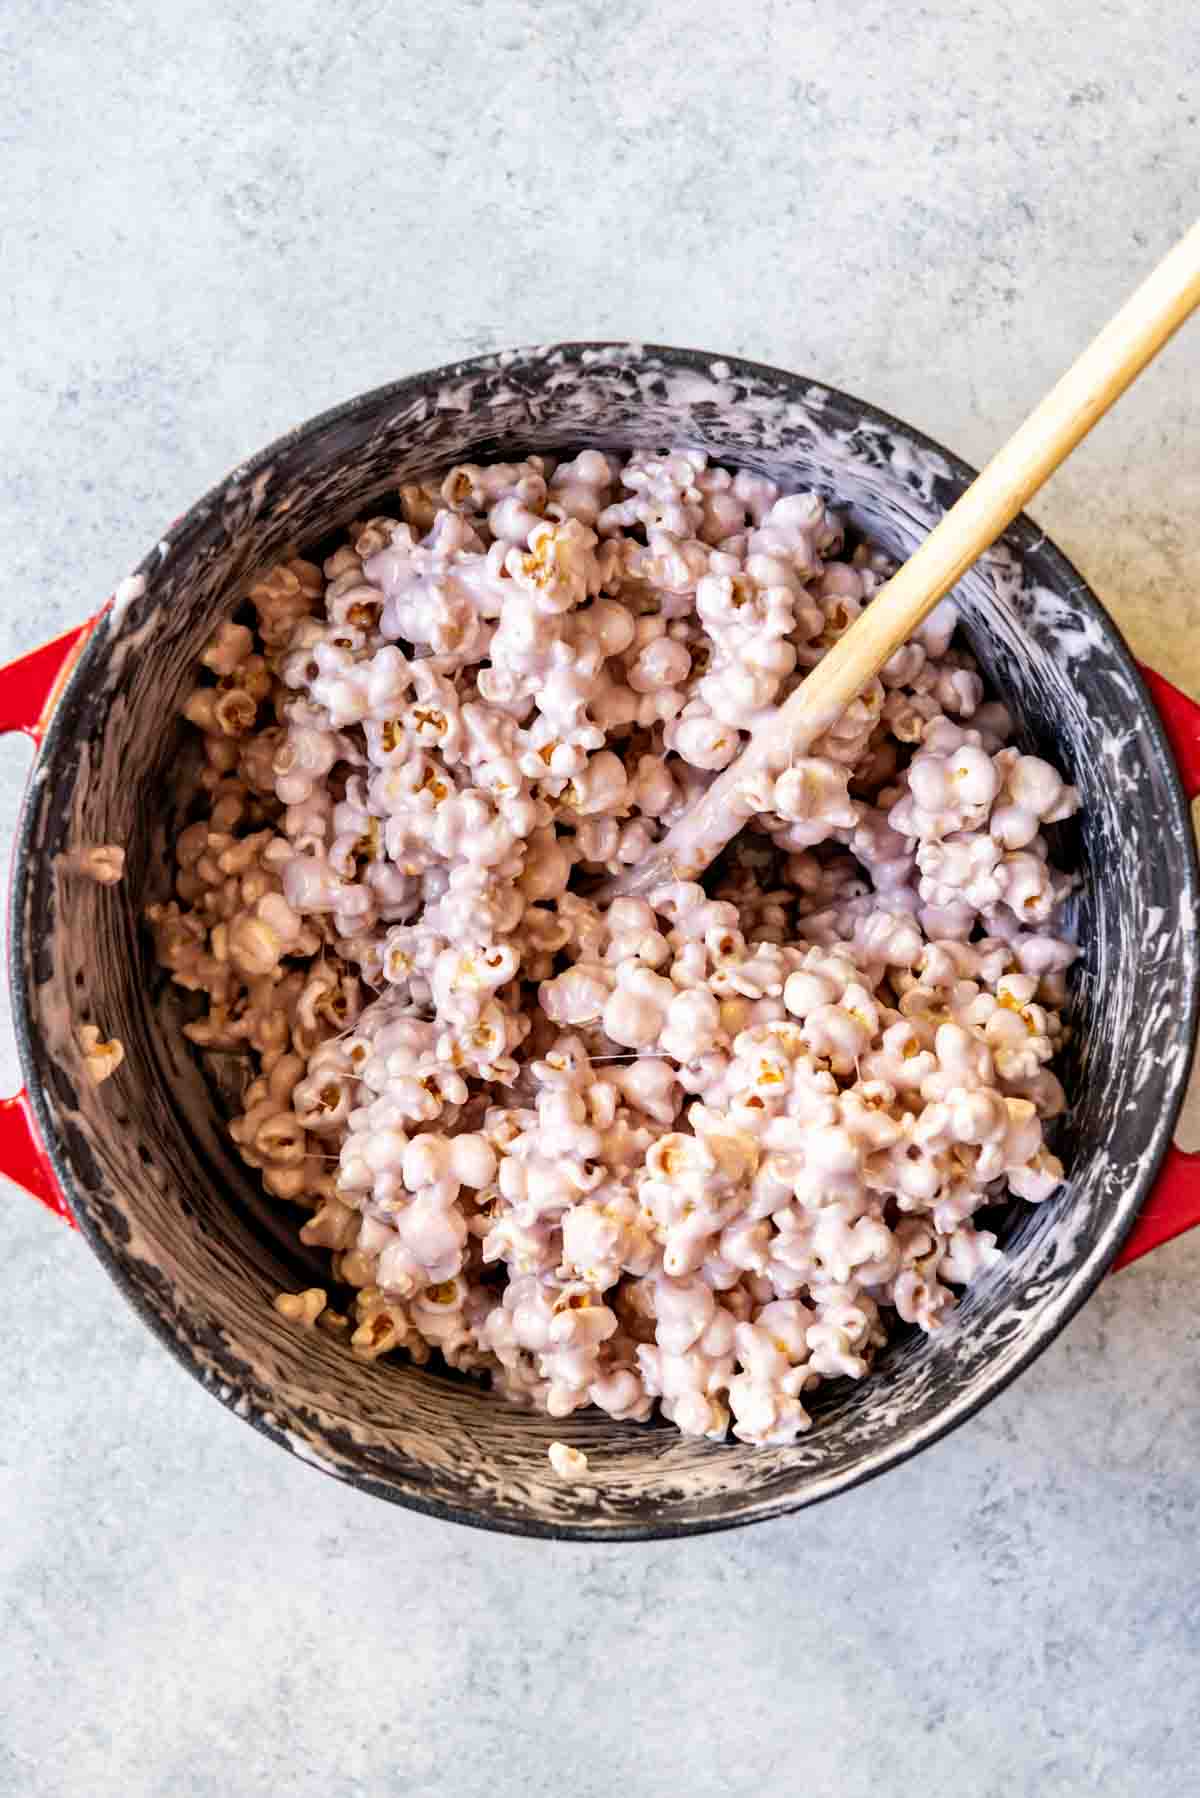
[110,573,146,627]
[663,370,737,408]
[887,432,954,495]
[1099,730,1139,796]
[283,1430,346,1476]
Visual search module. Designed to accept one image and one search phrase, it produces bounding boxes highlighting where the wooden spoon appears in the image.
[604,219,1200,900]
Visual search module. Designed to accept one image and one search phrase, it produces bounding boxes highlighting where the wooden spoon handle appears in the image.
[607,218,1200,898]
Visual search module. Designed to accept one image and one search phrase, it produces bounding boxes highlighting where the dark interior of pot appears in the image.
[15,345,1198,1538]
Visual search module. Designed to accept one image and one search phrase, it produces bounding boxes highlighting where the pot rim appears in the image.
[13,340,1199,1539]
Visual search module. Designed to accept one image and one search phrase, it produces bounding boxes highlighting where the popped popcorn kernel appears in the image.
[77,1024,125,1083]
[548,1441,590,1480]
[71,843,126,885]
[274,1287,327,1327]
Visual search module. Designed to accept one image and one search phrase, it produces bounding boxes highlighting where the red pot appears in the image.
[4,345,1199,1537]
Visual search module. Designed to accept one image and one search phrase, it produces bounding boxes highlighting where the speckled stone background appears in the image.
[3,4,1200,1795]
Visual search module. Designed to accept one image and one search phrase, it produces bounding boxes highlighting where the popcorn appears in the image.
[153,450,1081,1449]
[546,450,618,528]
[70,843,126,884]
[548,1441,589,1480]
[274,1287,327,1327]
[77,1024,125,1084]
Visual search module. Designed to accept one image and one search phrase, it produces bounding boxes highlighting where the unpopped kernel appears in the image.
[152,450,1080,1447]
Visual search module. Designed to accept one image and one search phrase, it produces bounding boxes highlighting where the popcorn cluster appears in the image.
[154,448,1080,1447]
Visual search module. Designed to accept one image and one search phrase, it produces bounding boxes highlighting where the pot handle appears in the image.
[1113,665,1200,1267]
[0,620,94,1226]
[0,621,93,740]
[0,1092,73,1222]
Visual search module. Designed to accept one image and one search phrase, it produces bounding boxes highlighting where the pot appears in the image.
[5,343,1200,1539]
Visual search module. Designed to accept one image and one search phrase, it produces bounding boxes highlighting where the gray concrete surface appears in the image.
[4,3,1200,1794]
